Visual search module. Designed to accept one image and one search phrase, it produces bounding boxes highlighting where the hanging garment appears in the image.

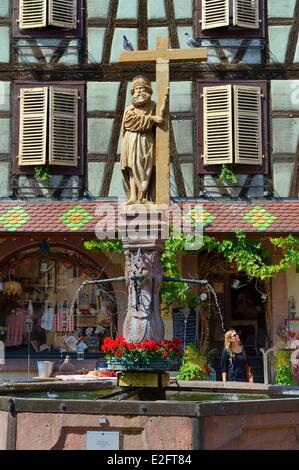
[5,308,28,347]
[41,306,55,332]
[54,313,75,332]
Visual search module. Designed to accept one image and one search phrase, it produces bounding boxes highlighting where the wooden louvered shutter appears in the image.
[19,0,47,29]
[49,87,78,167]
[203,85,233,165]
[202,0,229,30]
[233,0,259,29]
[48,0,77,29]
[234,85,262,165]
[19,87,48,166]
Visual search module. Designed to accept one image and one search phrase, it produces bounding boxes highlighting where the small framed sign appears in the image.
[86,431,120,450]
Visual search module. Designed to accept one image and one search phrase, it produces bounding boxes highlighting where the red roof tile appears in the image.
[0,201,297,235]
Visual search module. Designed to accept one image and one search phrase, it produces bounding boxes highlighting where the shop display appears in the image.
[3,281,22,299]
[5,304,29,347]
[0,247,117,356]
[58,355,76,375]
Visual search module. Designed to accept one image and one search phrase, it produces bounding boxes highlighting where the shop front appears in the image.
[0,239,119,380]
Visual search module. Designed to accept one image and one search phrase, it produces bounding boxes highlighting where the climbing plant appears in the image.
[84,239,123,254]
[202,231,299,281]
[84,231,299,304]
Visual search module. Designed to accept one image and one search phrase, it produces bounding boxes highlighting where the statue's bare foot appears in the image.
[141,198,151,204]
[125,198,137,205]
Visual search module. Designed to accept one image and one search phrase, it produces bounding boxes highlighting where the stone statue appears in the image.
[123,246,164,343]
[121,76,169,205]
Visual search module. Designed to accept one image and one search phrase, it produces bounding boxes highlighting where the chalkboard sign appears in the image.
[173,308,197,346]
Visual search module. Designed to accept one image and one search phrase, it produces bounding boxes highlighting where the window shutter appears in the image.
[233,0,259,29]
[48,0,77,29]
[234,85,262,165]
[49,87,78,167]
[19,87,48,166]
[202,0,229,30]
[19,0,47,29]
[203,85,233,165]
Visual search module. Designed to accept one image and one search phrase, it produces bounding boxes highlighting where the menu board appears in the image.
[286,320,299,342]
[173,308,197,346]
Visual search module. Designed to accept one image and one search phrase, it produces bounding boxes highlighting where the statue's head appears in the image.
[131,76,153,107]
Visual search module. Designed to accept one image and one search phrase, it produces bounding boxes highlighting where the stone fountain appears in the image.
[2,38,299,452]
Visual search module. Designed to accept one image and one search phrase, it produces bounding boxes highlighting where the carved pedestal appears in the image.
[120,207,167,343]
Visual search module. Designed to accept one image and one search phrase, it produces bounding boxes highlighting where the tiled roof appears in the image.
[0,201,297,235]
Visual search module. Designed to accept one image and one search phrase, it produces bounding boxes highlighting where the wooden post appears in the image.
[119,38,208,208]
[156,37,170,206]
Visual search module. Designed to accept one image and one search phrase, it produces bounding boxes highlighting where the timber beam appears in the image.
[4,64,299,81]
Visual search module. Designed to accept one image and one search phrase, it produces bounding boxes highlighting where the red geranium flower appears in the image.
[101,336,184,364]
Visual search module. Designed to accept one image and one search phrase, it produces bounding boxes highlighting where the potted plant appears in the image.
[176,344,217,381]
[102,336,184,371]
[274,347,294,386]
[218,164,238,185]
[35,164,51,183]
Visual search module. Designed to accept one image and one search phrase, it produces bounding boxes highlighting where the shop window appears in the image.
[195,0,266,39]
[12,0,84,39]
[13,81,85,176]
[197,80,269,175]
[0,247,117,356]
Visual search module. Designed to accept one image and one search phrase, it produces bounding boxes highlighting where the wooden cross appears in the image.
[119,36,208,206]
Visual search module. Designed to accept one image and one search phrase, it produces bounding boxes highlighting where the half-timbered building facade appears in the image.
[0,0,299,380]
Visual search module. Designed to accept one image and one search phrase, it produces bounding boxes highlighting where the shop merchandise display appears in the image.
[0,248,117,356]
[5,305,29,347]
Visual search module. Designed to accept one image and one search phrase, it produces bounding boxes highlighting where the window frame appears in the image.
[12,0,84,39]
[195,0,266,39]
[197,80,269,175]
[12,81,86,176]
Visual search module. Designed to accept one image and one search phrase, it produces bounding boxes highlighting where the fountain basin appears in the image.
[1,380,299,450]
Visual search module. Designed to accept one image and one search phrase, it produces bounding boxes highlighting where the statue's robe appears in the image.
[120,102,156,199]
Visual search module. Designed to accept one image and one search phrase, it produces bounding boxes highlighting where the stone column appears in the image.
[122,238,165,343]
[120,208,167,343]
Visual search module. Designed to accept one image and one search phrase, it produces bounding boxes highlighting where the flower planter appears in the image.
[107,358,181,372]
[102,336,184,373]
